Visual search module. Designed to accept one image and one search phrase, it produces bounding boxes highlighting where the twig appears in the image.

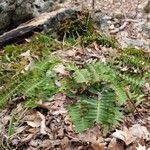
[119,0,127,20]
[110,21,128,34]
[92,0,95,10]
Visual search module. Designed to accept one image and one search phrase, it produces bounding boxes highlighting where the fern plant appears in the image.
[0,57,61,108]
[72,61,128,104]
[68,85,122,133]
[110,47,150,74]
[67,56,149,133]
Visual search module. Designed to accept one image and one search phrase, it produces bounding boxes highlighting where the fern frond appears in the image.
[111,83,127,105]
[118,73,145,88]
[0,58,60,107]
[69,89,122,133]
[73,69,91,83]
[68,102,92,133]
[121,54,150,69]
[72,60,147,105]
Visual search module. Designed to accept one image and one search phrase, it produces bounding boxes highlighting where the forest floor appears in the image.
[0,0,150,150]
[69,0,150,50]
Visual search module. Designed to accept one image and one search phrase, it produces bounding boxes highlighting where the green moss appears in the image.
[0,33,63,109]
[81,33,117,48]
[56,11,94,40]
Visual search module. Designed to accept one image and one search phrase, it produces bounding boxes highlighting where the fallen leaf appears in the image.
[112,127,136,145]
[38,139,52,148]
[136,144,146,150]
[24,110,42,128]
[78,126,105,150]
[54,80,61,87]
[14,126,26,135]
[108,138,125,150]
[37,111,47,135]
[21,134,34,143]
[26,121,40,128]
[129,124,150,141]
[144,83,150,94]
[20,50,33,72]
[24,60,33,71]
[20,50,31,59]
[53,64,68,75]
[91,143,105,150]
[11,138,19,146]
[65,49,76,57]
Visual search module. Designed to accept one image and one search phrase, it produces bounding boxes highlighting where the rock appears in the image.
[120,36,150,50]
[142,23,150,38]
[93,11,112,33]
[0,0,64,34]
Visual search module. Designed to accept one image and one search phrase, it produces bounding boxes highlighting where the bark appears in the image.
[0,7,80,48]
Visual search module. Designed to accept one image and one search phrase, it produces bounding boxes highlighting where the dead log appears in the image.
[0,7,80,48]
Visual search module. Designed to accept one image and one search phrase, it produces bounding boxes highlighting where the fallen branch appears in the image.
[0,7,80,48]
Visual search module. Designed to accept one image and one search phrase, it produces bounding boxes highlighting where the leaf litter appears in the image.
[0,40,150,149]
[1,89,149,149]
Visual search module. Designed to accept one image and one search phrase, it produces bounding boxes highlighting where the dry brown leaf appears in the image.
[37,111,47,135]
[129,124,150,141]
[65,49,76,57]
[51,109,67,115]
[14,126,26,135]
[24,110,42,128]
[24,110,47,134]
[26,121,41,128]
[53,64,68,75]
[21,134,34,143]
[112,127,136,145]
[108,138,125,150]
[20,50,31,59]
[20,50,33,72]
[78,126,105,150]
[93,42,100,51]
[136,144,147,150]
[91,143,105,150]
[24,60,33,71]
[38,139,52,149]
[11,138,19,146]
[112,125,150,148]
[144,83,150,94]
[108,138,117,150]
[51,93,66,109]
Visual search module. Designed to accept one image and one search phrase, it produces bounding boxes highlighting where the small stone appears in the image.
[107,21,112,24]
[109,24,115,30]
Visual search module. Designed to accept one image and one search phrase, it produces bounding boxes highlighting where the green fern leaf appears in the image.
[69,89,122,133]
[68,102,93,133]
[73,69,91,83]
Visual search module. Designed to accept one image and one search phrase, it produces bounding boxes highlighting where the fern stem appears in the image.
[1,81,24,102]
[96,93,101,122]
[24,78,46,95]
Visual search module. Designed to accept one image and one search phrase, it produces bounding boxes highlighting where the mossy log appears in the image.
[0,7,80,48]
